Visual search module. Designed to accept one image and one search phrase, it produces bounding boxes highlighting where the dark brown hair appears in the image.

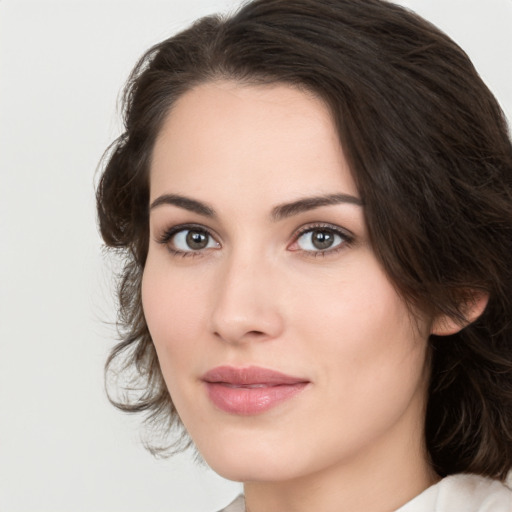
[97,0,512,478]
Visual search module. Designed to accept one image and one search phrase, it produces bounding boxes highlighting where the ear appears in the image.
[431,290,489,336]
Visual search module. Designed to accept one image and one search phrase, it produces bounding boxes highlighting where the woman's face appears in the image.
[143,81,433,483]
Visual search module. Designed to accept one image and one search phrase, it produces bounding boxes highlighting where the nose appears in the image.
[209,251,284,345]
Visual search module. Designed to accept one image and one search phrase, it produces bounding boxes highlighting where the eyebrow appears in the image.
[271,193,363,221]
[150,194,216,217]
[149,192,363,220]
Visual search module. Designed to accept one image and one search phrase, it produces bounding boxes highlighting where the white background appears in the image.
[0,1,511,511]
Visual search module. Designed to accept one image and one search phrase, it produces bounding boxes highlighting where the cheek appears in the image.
[141,256,208,369]
[287,253,429,385]
[284,261,430,451]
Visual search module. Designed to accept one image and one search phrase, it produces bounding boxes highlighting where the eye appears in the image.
[174,229,217,251]
[289,225,352,255]
[297,229,342,251]
[158,225,220,255]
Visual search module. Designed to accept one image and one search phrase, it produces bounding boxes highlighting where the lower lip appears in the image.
[205,382,308,415]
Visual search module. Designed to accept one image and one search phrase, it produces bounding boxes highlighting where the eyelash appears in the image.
[290,223,354,258]
[157,223,217,258]
[156,222,354,258]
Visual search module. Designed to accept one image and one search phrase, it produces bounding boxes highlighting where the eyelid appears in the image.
[156,223,221,256]
[288,222,355,255]
[155,221,354,258]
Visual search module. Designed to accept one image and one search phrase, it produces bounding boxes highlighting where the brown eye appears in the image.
[311,230,335,249]
[296,228,344,252]
[186,230,209,250]
[169,228,219,252]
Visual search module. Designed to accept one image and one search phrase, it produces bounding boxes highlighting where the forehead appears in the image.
[150,80,358,207]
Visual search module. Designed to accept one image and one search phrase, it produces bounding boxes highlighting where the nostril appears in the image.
[211,308,284,344]
[214,329,268,343]
[248,331,265,337]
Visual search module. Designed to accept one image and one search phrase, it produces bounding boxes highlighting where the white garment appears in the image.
[217,474,512,512]
[397,474,512,512]
[217,494,245,512]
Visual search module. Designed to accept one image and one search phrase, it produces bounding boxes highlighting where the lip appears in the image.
[202,366,309,415]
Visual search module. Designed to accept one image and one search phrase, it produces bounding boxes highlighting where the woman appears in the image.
[96,0,512,510]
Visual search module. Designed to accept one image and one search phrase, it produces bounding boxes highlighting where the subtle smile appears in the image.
[202,366,310,415]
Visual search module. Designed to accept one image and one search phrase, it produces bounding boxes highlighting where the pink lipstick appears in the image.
[202,366,309,415]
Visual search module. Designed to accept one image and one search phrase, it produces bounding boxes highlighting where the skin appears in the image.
[142,81,441,512]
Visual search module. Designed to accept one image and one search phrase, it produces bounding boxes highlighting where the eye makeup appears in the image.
[156,223,221,258]
[288,222,355,258]
[154,220,356,260]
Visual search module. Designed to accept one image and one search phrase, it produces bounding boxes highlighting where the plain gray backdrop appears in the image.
[1,1,511,511]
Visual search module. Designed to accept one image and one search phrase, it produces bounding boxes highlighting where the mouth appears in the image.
[201,366,310,415]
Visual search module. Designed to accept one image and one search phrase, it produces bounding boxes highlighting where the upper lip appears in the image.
[202,366,309,386]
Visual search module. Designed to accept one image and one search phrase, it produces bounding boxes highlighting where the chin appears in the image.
[206,455,298,483]
[202,439,359,485]
[193,430,314,483]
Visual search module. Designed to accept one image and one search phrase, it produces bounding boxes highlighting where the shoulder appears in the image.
[438,474,512,511]
[398,473,512,512]
[216,495,245,512]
